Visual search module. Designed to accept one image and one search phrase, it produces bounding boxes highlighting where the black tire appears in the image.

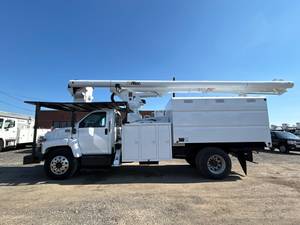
[44,148,78,179]
[279,145,289,154]
[195,147,232,180]
[0,139,4,152]
[185,157,196,168]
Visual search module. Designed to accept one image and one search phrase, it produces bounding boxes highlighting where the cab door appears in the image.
[77,112,110,154]
[4,119,17,145]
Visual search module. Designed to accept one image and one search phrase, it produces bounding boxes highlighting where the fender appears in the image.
[42,138,82,158]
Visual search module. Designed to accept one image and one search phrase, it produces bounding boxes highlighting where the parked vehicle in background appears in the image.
[271,123,300,137]
[270,130,300,153]
[0,111,48,152]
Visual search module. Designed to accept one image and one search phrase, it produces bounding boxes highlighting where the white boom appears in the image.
[68,79,293,121]
[69,80,293,95]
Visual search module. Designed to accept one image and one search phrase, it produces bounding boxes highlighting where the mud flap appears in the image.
[237,151,253,175]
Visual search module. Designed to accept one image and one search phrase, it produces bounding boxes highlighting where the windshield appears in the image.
[275,131,300,140]
[0,119,3,129]
[294,130,300,136]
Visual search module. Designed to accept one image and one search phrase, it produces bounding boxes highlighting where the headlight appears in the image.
[287,140,296,145]
[38,136,46,143]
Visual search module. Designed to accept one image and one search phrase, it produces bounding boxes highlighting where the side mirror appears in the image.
[72,128,77,134]
[4,127,9,131]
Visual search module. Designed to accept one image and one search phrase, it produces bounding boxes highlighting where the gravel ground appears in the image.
[0,148,300,225]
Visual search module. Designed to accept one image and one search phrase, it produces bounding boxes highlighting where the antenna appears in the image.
[172,77,176,98]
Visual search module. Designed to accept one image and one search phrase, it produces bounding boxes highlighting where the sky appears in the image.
[0,0,299,125]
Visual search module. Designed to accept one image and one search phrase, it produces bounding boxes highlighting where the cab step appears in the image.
[112,149,121,167]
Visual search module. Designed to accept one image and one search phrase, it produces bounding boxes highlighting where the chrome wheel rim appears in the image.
[50,156,69,175]
[207,154,226,175]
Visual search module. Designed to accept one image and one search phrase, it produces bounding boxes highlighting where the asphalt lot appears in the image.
[0,148,300,225]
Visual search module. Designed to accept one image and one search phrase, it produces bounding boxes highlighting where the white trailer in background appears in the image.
[0,111,48,151]
[23,79,293,180]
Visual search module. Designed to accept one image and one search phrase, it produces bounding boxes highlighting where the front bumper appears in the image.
[23,146,43,164]
[287,144,300,151]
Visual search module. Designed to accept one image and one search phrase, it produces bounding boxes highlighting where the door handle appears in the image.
[105,128,108,135]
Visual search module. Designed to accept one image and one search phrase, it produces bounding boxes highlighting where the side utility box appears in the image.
[166,97,271,146]
[122,123,172,162]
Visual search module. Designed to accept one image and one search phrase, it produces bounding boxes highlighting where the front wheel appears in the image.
[195,147,232,180]
[279,145,289,154]
[44,149,78,179]
[0,139,4,152]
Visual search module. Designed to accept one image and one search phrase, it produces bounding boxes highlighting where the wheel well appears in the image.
[0,138,4,148]
[173,144,230,159]
[44,146,73,158]
[187,145,229,157]
[279,142,287,146]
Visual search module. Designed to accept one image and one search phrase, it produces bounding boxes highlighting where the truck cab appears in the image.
[41,109,122,179]
[0,117,17,151]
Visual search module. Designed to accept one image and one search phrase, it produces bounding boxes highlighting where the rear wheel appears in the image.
[279,145,289,154]
[44,149,78,179]
[0,139,4,152]
[195,147,231,179]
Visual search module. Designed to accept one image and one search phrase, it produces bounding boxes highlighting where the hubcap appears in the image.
[207,154,226,175]
[50,156,69,175]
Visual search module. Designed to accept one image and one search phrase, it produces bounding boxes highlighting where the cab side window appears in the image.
[79,112,106,128]
[4,120,15,129]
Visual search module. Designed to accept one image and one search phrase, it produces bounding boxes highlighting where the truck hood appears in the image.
[45,127,72,140]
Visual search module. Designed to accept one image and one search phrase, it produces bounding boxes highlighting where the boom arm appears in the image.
[69,80,293,94]
[68,79,293,121]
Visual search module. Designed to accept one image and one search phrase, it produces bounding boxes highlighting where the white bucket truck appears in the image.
[0,111,35,151]
[23,80,293,180]
[0,111,49,151]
